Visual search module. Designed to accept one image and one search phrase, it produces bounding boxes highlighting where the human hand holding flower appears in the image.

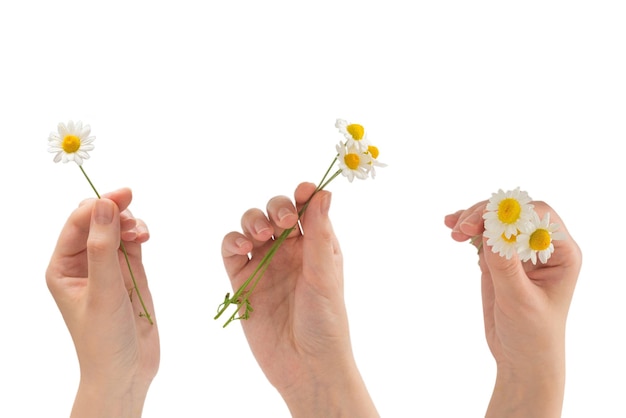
[46,188,159,418]
[215,119,385,327]
[221,182,379,417]
[48,121,153,324]
[445,197,581,418]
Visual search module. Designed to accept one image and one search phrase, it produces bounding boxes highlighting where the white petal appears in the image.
[57,123,68,137]
[76,150,90,159]
[80,124,91,138]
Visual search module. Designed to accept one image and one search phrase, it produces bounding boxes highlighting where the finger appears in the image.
[458,208,485,236]
[101,188,133,213]
[131,218,150,244]
[444,210,464,229]
[120,209,137,236]
[78,197,97,208]
[222,231,254,282]
[482,234,529,300]
[240,207,275,247]
[86,198,126,298]
[523,201,582,283]
[448,201,487,242]
[46,201,95,296]
[298,187,343,290]
[79,193,138,241]
[266,195,300,239]
[294,182,317,212]
[49,201,95,259]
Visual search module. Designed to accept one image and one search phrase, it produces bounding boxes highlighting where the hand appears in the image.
[46,188,159,418]
[221,182,379,418]
[445,200,581,418]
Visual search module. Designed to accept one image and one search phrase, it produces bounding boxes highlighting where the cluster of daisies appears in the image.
[335,119,386,181]
[215,119,385,327]
[483,188,565,265]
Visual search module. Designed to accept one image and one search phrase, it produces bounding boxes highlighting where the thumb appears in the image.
[87,198,124,297]
[301,191,341,280]
[482,235,529,299]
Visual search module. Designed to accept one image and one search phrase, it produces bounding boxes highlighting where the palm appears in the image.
[479,237,578,365]
[118,240,160,383]
[230,223,347,391]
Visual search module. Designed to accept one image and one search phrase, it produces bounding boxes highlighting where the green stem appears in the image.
[79,165,153,325]
[216,156,342,327]
[80,165,101,198]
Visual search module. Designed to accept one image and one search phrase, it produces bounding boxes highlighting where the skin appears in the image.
[221,182,379,418]
[46,188,159,418]
[444,200,581,418]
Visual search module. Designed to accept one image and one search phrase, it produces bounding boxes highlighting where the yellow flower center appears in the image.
[367,145,380,159]
[62,135,81,153]
[347,124,365,140]
[501,232,518,243]
[344,153,361,170]
[497,198,522,224]
[529,229,551,251]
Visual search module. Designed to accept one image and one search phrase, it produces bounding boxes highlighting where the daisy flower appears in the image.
[516,212,566,265]
[366,144,387,179]
[483,187,534,239]
[335,118,371,152]
[484,228,520,260]
[216,119,385,328]
[48,120,96,166]
[48,120,153,325]
[336,142,372,182]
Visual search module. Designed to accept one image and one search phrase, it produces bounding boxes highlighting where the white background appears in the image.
[1,1,624,416]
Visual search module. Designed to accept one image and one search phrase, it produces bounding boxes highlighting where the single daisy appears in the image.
[336,142,372,182]
[483,187,534,239]
[335,118,371,152]
[366,144,387,179]
[48,120,95,166]
[484,228,520,260]
[516,212,566,265]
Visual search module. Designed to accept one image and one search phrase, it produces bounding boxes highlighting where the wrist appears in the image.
[279,361,378,418]
[71,377,152,418]
[486,360,565,418]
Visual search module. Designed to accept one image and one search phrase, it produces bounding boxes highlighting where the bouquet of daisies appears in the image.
[482,187,565,265]
[215,119,386,327]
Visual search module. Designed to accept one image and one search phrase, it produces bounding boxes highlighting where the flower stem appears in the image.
[215,156,342,328]
[79,165,153,325]
[80,165,101,199]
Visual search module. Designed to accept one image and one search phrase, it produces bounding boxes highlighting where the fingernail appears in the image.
[460,213,479,230]
[94,199,114,225]
[277,207,293,223]
[136,224,148,235]
[254,220,270,235]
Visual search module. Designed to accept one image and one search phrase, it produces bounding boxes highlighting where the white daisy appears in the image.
[516,212,566,265]
[365,144,387,179]
[483,188,534,239]
[484,228,520,260]
[48,120,95,166]
[335,119,370,152]
[336,142,372,182]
